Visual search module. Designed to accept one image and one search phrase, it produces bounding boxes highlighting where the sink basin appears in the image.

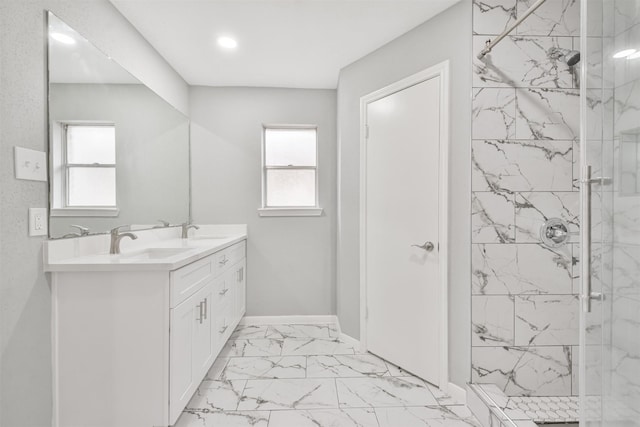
[119,248,193,260]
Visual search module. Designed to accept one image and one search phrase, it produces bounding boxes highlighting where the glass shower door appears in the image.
[581,0,640,425]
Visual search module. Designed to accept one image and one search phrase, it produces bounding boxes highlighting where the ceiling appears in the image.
[110,0,460,89]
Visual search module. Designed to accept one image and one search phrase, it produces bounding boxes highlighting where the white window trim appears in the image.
[259,124,323,217]
[50,207,120,217]
[258,207,323,217]
[50,121,119,217]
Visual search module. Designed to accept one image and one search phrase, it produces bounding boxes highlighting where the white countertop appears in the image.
[43,224,247,272]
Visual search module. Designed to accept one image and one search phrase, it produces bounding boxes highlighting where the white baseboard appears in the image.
[448,382,467,404]
[240,315,338,326]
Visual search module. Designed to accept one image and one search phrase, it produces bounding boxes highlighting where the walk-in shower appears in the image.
[580,0,640,425]
[471,0,640,425]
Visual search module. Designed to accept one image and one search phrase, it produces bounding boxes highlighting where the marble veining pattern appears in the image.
[472,295,515,346]
[221,356,307,380]
[175,323,480,426]
[473,0,517,36]
[515,0,580,37]
[306,354,389,378]
[471,346,572,396]
[514,295,579,346]
[472,243,573,295]
[472,139,573,192]
[268,408,379,427]
[472,0,580,402]
[265,324,339,339]
[472,191,516,243]
[514,191,579,243]
[238,378,339,411]
[472,88,517,140]
[473,36,575,89]
[515,88,580,140]
[336,376,438,408]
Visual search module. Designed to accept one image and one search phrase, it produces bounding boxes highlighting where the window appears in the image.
[51,123,118,216]
[259,126,322,216]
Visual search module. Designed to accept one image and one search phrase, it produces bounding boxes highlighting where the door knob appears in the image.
[412,241,435,252]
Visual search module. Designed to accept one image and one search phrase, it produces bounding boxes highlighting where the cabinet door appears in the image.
[193,281,215,382]
[169,296,197,422]
[170,281,215,424]
[235,259,246,320]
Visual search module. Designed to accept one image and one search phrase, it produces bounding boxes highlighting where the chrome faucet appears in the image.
[62,224,91,238]
[110,226,138,254]
[181,222,199,239]
[71,224,91,236]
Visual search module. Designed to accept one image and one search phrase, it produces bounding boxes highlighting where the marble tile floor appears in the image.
[174,323,481,427]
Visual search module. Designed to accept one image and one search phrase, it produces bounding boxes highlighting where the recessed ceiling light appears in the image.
[628,51,640,59]
[613,48,637,58]
[50,32,76,45]
[217,36,238,50]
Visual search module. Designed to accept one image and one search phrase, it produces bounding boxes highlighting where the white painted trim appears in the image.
[448,382,467,404]
[261,124,320,211]
[50,207,120,217]
[51,275,60,427]
[258,207,323,217]
[359,60,451,391]
[240,315,338,326]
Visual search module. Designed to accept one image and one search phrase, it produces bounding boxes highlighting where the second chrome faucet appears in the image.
[181,223,199,238]
[110,226,138,254]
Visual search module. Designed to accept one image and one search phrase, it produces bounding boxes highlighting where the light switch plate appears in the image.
[15,147,47,182]
[29,208,48,237]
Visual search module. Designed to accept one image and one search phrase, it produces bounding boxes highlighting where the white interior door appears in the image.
[365,77,441,384]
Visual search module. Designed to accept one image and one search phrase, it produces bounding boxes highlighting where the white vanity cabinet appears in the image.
[169,280,215,421]
[51,238,246,427]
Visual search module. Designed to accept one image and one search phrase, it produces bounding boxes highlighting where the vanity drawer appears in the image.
[170,254,214,307]
[214,240,246,275]
[211,276,232,307]
[214,301,234,344]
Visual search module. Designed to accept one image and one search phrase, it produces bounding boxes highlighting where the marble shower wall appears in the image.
[471,0,580,397]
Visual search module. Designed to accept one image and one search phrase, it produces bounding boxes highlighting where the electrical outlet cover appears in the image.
[15,147,47,182]
[29,208,48,237]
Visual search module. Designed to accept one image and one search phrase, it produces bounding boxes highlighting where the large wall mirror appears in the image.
[47,12,190,238]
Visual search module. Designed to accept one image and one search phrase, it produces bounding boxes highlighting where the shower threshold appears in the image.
[467,383,579,427]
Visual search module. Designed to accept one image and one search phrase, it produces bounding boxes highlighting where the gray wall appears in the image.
[0,1,188,425]
[190,87,337,317]
[336,1,471,387]
[48,83,190,237]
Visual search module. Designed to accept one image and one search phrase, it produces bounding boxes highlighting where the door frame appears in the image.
[359,61,450,391]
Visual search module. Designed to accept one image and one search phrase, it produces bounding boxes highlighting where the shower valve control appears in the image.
[540,218,573,247]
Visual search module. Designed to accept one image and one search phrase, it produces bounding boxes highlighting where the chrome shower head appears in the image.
[548,47,581,66]
[565,50,581,66]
